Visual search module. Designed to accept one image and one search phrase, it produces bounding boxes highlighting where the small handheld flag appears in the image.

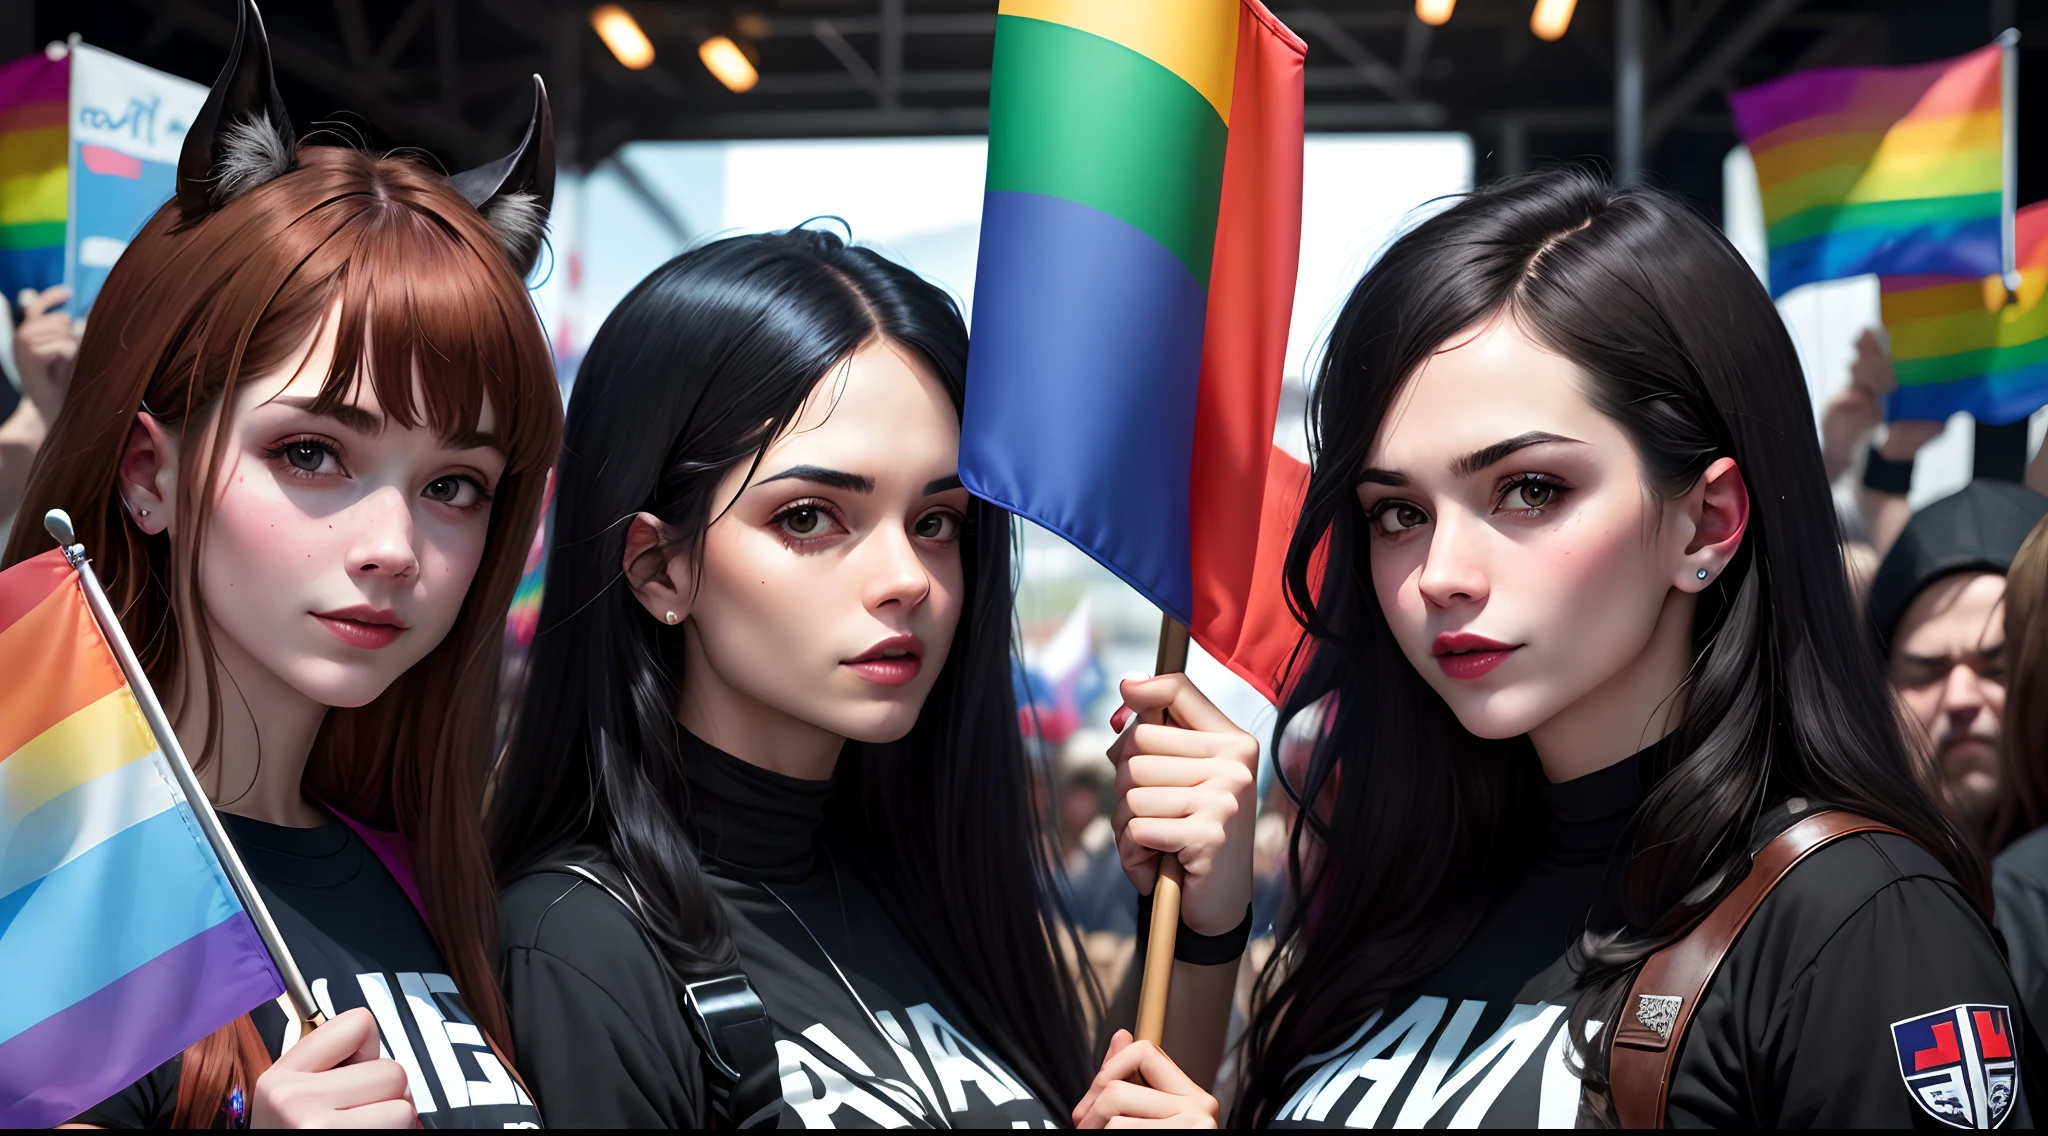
[1730,32,2016,298]
[1880,201,2048,424]
[0,511,316,1128]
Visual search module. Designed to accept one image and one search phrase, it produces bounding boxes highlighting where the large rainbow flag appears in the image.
[963,0,1309,701]
[1882,201,2048,424]
[1730,38,2010,298]
[0,50,67,304]
[0,550,282,1127]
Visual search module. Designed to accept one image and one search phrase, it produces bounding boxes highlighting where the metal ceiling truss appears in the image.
[114,0,1890,172]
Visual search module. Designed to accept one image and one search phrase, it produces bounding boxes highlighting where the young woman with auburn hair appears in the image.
[16,4,561,1126]
[1074,167,2023,1128]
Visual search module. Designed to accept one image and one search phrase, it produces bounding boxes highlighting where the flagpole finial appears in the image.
[43,511,83,566]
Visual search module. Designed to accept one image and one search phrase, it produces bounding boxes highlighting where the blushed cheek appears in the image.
[203,468,335,609]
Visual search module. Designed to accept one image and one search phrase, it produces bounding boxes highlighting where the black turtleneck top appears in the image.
[497,737,1061,1129]
[1267,744,2031,1129]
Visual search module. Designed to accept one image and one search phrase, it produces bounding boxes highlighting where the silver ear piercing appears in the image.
[664,611,679,625]
[139,509,149,518]
[1697,568,1710,580]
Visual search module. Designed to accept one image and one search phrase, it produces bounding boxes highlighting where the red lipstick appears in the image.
[1432,631,1519,681]
[314,605,408,650]
[844,634,924,687]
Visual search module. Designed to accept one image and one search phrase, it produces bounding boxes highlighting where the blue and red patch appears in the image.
[1891,1004,2018,1129]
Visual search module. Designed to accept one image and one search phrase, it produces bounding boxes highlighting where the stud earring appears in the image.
[139,509,150,518]
[1697,568,1710,580]
[664,611,679,625]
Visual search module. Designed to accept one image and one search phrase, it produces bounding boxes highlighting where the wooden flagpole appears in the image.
[1133,613,1192,1045]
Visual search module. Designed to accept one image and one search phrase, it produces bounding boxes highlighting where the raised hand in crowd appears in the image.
[15,285,79,421]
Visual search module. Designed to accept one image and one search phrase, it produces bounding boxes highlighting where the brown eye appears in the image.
[914,511,960,541]
[1373,503,1427,534]
[285,442,327,471]
[785,507,822,534]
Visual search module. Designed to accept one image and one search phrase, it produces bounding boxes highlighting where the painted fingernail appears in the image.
[1111,706,1133,732]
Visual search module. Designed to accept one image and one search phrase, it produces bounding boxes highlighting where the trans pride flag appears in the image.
[0,550,282,1128]
[1731,39,2010,297]
[0,50,66,304]
[1882,202,2048,424]
[964,0,1308,701]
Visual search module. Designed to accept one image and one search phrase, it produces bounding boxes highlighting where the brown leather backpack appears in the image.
[1608,810,1906,1128]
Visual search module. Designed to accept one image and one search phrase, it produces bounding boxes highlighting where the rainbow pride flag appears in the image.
[0,550,282,1128]
[0,50,67,304]
[1882,201,2048,424]
[963,0,1308,700]
[1731,38,2009,298]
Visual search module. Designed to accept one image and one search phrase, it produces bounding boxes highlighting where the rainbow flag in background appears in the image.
[1882,201,2048,424]
[0,550,282,1128]
[1731,39,2009,298]
[963,0,1309,702]
[0,50,67,304]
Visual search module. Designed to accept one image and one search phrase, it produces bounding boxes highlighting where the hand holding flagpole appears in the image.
[1134,616,1192,1045]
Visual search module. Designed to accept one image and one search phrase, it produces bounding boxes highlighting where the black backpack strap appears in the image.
[535,862,783,1129]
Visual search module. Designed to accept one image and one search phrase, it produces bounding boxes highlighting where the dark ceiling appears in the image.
[29,0,2047,219]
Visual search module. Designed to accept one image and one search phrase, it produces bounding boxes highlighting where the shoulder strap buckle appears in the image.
[684,975,769,1082]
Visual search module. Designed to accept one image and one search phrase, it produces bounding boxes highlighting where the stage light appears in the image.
[591,5,654,70]
[699,35,759,93]
[1530,0,1576,41]
[1416,0,1455,26]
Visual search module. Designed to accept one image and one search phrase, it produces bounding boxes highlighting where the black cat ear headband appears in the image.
[174,0,555,277]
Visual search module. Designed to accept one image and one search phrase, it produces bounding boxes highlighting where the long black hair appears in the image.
[1234,167,1981,1124]
[490,228,1093,1106]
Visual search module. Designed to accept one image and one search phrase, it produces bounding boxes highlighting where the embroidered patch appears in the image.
[1890,1004,2018,1129]
[1635,995,1682,1040]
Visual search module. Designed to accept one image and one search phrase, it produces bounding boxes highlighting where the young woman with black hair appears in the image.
[491,229,1121,1127]
[1074,167,2027,1128]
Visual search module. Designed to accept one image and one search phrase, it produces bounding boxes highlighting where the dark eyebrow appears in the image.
[756,465,875,493]
[1452,431,1585,477]
[924,474,963,495]
[1357,469,1408,487]
[273,396,382,436]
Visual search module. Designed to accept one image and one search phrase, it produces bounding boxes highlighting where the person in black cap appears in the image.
[1869,479,2048,849]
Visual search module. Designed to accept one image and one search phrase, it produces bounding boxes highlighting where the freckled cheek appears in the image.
[203,468,344,596]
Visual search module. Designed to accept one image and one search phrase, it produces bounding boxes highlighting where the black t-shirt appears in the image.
[499,739,1061,1129]
[74,813,540,1129]
[1268,752,2031,1129]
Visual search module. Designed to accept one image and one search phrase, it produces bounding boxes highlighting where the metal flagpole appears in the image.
[44,510,323,1026]
[2001,27,2022,300]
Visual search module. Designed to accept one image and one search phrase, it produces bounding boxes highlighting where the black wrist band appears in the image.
[1135,894,1254,966]
[1862,443,1915,495]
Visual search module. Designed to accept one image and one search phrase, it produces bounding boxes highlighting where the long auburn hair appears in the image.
[4,145,560,1116]
[1998,516,2048,843]
[490,228,1096,1107]
[1234,167,1979,1124]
